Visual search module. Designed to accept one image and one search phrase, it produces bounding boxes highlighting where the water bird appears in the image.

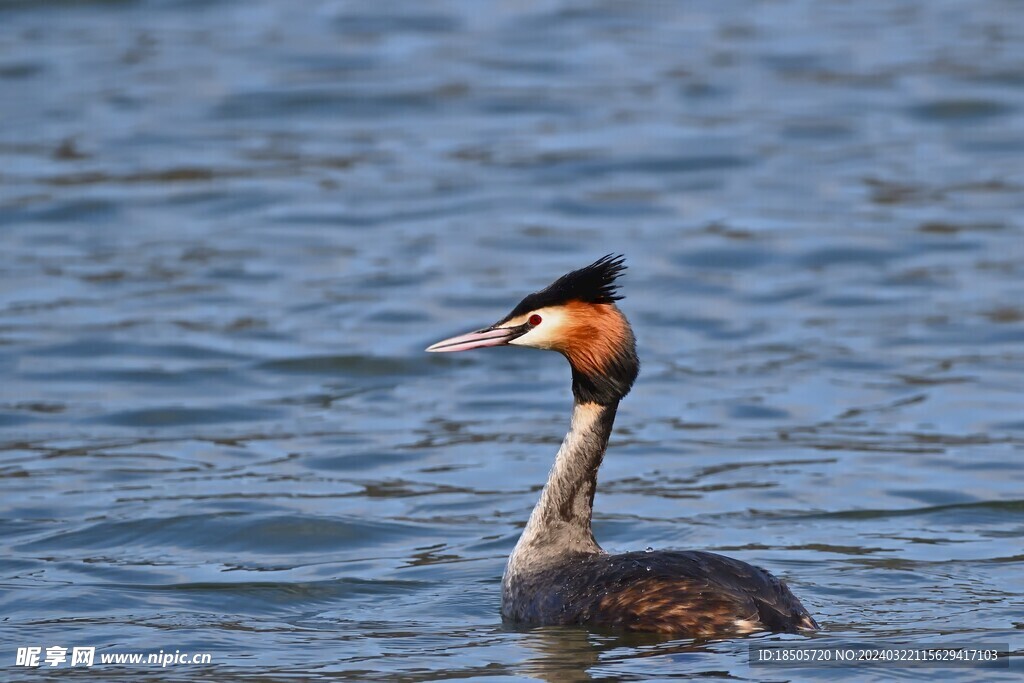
[426,255,818,637]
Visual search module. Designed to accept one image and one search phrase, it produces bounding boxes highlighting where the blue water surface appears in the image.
[1,0,1023,680]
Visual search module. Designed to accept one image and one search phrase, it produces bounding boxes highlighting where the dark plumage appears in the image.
[501,253,626,323]
[503,550,818,636]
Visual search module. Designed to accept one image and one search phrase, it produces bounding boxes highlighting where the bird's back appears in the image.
[503,549,818,637]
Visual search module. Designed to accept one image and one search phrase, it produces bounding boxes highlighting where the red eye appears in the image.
[529,314,542,326]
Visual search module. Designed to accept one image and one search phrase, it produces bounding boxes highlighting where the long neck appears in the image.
[510,400,618,564]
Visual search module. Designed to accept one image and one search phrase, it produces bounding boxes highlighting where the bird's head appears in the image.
[426,254,639,405]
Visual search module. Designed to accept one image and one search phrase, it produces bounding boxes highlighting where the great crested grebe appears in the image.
[426,255,818,637]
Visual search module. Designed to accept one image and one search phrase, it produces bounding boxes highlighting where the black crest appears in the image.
[503,254,627,321]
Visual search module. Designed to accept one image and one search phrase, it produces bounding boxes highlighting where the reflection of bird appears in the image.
[427,255,818,637]
[515,625,717,683]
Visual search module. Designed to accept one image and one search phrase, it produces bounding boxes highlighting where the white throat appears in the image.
[504,402,611,585]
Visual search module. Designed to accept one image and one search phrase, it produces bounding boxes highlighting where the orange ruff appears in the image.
[558,302,630,377]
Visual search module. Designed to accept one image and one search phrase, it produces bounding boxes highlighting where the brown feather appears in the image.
[559,301,630,377]
[503,550,818,637]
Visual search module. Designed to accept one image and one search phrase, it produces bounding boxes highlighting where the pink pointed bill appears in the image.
[425,326,522,353]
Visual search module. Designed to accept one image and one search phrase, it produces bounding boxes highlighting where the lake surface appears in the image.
[1,0,1023,680]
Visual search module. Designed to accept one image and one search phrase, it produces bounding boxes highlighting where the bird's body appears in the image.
[427,255,817,637]
[504,549,815,635]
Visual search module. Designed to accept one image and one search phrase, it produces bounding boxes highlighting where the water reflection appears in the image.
[516,626,747,682]
[516,627,605,683]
